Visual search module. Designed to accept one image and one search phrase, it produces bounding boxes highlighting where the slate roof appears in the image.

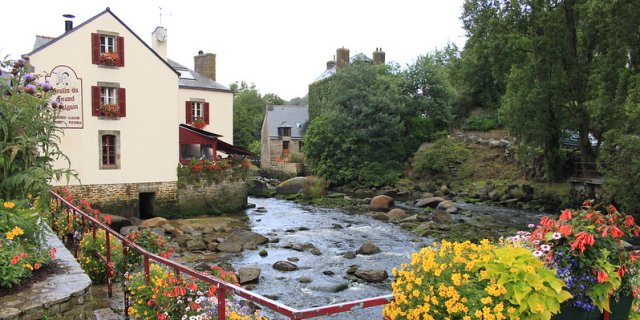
[167,59,231,92]
[312,52,373,83]
[267,105,308,139]
[33,35,55,51]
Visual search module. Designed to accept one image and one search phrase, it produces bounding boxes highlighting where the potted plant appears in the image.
[98,51,120,66]
[100,103,119,117]
[192,117,206,129]
[528,201,640,319]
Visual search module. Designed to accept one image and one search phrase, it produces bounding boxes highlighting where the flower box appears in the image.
[98,52,120,66]
[100,103,119,117]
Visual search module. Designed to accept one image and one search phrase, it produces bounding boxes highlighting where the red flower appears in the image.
[185,282,198,291]
[558,224,572,236]
[21,252,28,258]
[570,231,595,252]
[10,255,20,265]
[33,263,40,270]
[559,209,572,221]
[147,299,155,306]
[170,285,186,297]
[597,269,609,284]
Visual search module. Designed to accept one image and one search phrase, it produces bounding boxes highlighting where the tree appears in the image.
[303,63,408,187]
[288,95,308,106]
[0,58,76,203]
[231,82,266,149]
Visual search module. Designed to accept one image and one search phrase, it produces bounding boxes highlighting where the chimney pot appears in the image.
[63,14,75,32]
[198,50,203,55]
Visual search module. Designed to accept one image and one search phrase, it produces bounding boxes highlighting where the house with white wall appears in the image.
[28,8,248,218]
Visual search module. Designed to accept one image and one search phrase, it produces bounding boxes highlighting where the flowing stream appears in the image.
[225,197,544,319]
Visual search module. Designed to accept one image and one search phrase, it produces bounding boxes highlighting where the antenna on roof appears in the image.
[159,7,171,26]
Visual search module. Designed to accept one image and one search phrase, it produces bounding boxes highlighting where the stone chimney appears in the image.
[326,60,336,70]
[194,52,216,81]
[336,47,350,69]
[151,26,168,60]
[266,100,274,111]
[373,47,386,65]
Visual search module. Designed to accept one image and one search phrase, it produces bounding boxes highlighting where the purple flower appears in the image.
[15,59,25,68]
[41,81,53,92]
[24,73,35,83]
[24,84,36,94]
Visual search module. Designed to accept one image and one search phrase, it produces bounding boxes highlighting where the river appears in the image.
[225,197,544,319]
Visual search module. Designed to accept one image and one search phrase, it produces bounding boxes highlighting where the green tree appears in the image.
[288,95,308,106]
[0,58,76,203]
[304,63,407,187]
[231,82,265,148]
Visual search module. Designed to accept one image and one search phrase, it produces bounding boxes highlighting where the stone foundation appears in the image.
[178,181,248,217]
[0,229,93,320]
[270,162,305,175]
[65,181,178,218]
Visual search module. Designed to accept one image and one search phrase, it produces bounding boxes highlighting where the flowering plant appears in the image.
[192,117,206,129]
[98,51,120,65]
[100,103,119,117]
[384,239,571,320]
[126,263,266,319]
[528,201,640,313]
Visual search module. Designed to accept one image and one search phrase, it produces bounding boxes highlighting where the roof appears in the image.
[167,59,231,93]
[267,105,309,138]
[312,52,372,83]
[179,124,253,156]
[28,7,179,76]
[314,65,336,82]
[351,53,373,63]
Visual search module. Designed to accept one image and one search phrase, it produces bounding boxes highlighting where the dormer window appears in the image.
[92,32,125,67]
[278,127,291,137]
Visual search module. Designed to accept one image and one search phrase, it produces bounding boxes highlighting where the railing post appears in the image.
[217,286,226,320]
[144,256,150,284]
[106,231,112,298]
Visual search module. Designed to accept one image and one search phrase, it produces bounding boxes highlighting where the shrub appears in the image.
[462,113,502,131]
[126,229,174,263]
[304,176,327,199]
[78,229,124,284]
[126,263,264,319]
[287,151,305,164]
[414,138,470,175]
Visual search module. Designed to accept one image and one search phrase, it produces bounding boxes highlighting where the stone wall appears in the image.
[271,162,305,175]
[178,181,248,217]
[265,138,305,175]
[66,181,178,218]
[0,230,92,320]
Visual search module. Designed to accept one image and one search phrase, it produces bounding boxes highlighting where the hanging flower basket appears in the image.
[98,52,120,66]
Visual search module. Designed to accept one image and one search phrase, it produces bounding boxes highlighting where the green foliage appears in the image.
[482,246,572,319]
[176,158,251,189]
[259,249,268,257]
[0,58,76,204]
[247,140,261,155]
[598,130,640,213]
[231,82,267,149]
[462,113,501,131]
[414,138,470,175]
[258,167,297,181]
[304,176,326,199]
[287,151,304,164]
[288,95,308,106]
[78,229,124,284]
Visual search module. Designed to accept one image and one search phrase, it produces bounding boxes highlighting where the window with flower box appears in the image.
[92,84,126,118]
[99,130,120,169]
[185,100,209,128]
[92,32,124,67]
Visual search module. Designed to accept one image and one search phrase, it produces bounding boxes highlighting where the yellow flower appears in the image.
[3,201,15,209]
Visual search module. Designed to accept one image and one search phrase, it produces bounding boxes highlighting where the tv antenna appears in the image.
[159,7,171,26]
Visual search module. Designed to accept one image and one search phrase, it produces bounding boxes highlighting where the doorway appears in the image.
[139,192,155,219]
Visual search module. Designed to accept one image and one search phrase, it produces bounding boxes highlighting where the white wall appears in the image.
[177,88,233,145]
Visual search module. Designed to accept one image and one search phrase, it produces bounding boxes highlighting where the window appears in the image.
[282,141,290,157]
[99,131,120,169]
[279,127,291,137]
[92,86,126,117]
[185,101,209,126]
[92,33,125,67]
[100,35,116,54]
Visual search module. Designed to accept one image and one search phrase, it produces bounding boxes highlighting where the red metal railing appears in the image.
[50,191,393,319]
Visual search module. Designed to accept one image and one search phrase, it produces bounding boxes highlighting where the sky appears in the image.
[0,0,467,101]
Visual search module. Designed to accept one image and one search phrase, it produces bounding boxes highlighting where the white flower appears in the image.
[552,232,562,240]
[540,244,551,252]
[528,223,535,228]
[534,250,544,257]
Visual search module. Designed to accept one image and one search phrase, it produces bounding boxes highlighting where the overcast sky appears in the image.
[1,0,467,100]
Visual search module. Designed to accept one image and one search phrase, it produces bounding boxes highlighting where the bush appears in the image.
[287,151,305,164]
[304,176,327,199]
[78,229,124,284]
[414,138,470,175]
[0,200,55,288]
[462,113,502,131]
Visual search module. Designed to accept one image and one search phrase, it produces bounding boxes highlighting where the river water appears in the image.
[226,197,543,319]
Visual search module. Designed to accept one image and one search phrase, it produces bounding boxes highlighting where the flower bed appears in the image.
[177,158,252,188]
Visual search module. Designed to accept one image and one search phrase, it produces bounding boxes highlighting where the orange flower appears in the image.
[597,269,609,284]
[559,209,572,221]
[10,255,20,265]
[558,224,572,236]
[570,231,595,252]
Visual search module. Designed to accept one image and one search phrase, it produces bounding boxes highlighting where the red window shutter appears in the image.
[204,102,210,124]
[91,86,101,116]
[185,101,192,124]
[91,33,100,64]
[117,88,126,117]
[117,36,125,67]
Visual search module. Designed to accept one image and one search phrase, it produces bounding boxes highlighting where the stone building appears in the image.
[260,104,308,175]
[27,8,249,218]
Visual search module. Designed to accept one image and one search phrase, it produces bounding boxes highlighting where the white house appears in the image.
[28,8,248,218]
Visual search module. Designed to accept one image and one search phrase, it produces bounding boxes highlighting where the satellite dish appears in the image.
[155,27,167,42]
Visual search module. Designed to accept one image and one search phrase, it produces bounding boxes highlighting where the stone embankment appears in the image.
[0,230,92,320]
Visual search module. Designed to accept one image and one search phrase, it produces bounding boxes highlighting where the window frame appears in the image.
[99,130,121,170]
[101,87,117,105]
[100,34,117,54]
[191,101,203,120]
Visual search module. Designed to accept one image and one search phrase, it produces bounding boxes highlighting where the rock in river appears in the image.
[356,241,381,255]
[273,261,299,272]
[354,269,388,283]
[238,267,261,284]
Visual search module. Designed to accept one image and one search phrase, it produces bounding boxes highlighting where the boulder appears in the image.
[247,178,275,197]
[386,208,408,220]
[445,206,459,214]
[216,242,243,253]
[342,252,356,259]
[119,226,138,236]
[140,217,168,228]
[297,277,313,284]
[276,177,312,195]
[186,239,206,252]
[370,212,389,221]
[436,200,456,211]
[354,269,388,282]
[309,248,322,256]
[219,229,268,251]
[421,192,434,199]
[416,197,445,208]
[488,190,503,201]
[238,267,261,284]
[439,185,450,195]
[104,214,132,233]
[356,241,381,255]
[370,195,394,211]
[273,261,299,272]
[179,224,195,234]
[432,210,453,223]
[401,214,419,222]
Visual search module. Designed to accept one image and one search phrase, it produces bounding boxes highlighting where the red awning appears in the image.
[179,124,253,156]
